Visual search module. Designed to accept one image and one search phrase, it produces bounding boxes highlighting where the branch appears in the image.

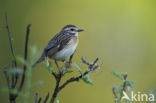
[43,93,49,103]
[52,72,57,79]
[34,92,49,103]
[38,98,42,103]
[3,22,31,103]
[58,70,90,91]
[5,13,17,68]
[34,93,38,103]
[18,24,31,92]
[4,66,10,88]
[81,57,99,71]
[50,73,62,103]
[36,57,99,103]
[119,73,127,100]
[112,86,118,103]
[5,13,18,88]
[50,57,99,103]
[54,60,61,73]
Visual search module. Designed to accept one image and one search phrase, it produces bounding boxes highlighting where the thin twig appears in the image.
[43,93,49,103]
[4,67,10,88]
[18,24,31,92]
[12,24,31,100]
[81,57,99,70]
[5,13,19,88]
[34,93,49,103]
[55,60,61,73]
[50,73,62,103]
[5,13,17,68]
[4,13,18,103]
[120,73,128,100]
[34,93,38,103]
[52,72,57,79]
[58,70,90,91]
[112,86,118,103]
[11,61,15,87]
[38,98,42,103]
[4,13,32,103]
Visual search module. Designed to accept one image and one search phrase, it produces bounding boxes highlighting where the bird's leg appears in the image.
[65,52,75,68]
[55,60,61,73]
[69,53,74,64]
[69,50,76,63]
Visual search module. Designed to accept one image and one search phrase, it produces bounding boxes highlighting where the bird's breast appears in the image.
[52,36,79,61]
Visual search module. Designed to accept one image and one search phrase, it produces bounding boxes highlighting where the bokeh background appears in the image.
[0,0,156,103]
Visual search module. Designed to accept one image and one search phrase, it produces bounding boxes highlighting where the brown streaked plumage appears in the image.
[32,24,84,68]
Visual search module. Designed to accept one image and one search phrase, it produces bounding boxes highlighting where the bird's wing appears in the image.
[32,32,72,67]
[44,32,72,56]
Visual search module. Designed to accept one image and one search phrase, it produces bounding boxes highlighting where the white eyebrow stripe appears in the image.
[65,27,78,31]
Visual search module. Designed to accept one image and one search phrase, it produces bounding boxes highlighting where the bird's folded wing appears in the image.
[44,32,72,56]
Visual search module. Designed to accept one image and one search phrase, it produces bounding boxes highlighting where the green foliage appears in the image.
[9,67,23,74]
[125,81,135,87]
[45,59,53,73]
[3,43,98,103]
[63,69,73,74]
[112,71,124,81]
[112,71,135,103]
[23,46,43,103]
[30,45,39,63]
[55,98,59,103]
[1,87,21,95]
[15,55,28,66]
[3,46,45,103]
[81,75,93,85]
[62,66,73,75]
[74,63,82,74]
[73,63,93,85]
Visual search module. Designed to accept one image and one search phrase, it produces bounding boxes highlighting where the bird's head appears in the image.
[62,24,84,36]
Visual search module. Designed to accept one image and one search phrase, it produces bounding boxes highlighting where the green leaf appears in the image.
[55,98,59,103]
[81,75,93,85]
[125,80,135,87]
[74,63,82,74]
[30,45,38,63]
[15,55,26,65]
[65,69,73,73]
[128,80,135,84]
[45,58,49,67]
[1,87,20,95]
[9,68,23,74]
[62,68,73,75]
[45,60,53,73]
[31,45,37,56]
[112,71,123,80]
[9,89,18,95]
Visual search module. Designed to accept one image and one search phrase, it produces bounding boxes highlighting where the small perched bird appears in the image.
[32,24,84,68]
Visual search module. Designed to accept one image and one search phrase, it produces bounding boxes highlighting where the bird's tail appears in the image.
[32,53,45,68]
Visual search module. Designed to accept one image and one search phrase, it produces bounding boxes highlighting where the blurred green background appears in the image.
[0,0,156,103]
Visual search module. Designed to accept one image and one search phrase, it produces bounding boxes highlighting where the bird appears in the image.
[32,24,84,68]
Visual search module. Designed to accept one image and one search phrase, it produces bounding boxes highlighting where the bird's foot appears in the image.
[65,61,73,69]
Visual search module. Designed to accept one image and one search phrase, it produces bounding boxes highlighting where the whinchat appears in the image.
[33,24,84,67]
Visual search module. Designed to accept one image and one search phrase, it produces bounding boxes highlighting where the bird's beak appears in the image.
[77,29,84,32]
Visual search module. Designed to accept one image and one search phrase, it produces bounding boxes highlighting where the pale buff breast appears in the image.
[52,36,79,61]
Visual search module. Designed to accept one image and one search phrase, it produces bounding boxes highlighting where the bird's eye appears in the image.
[70,28,74,31]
